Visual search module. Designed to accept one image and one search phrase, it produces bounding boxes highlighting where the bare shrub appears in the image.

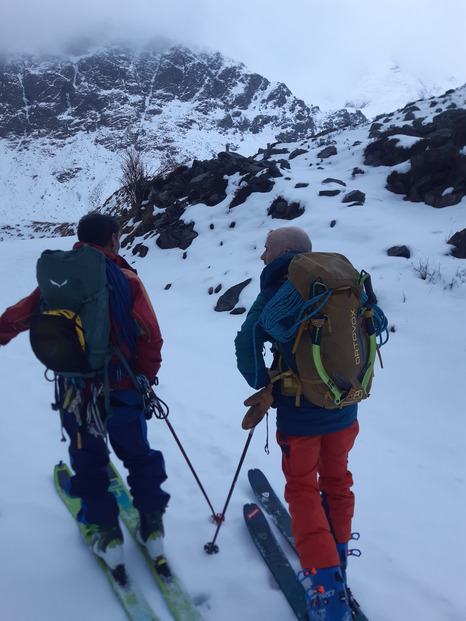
[119,149,150,207]
[413,259,441,284]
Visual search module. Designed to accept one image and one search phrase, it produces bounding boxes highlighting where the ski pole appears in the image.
[204,426,255,554]
[145,385,219,523]
[163,416,220,523]
[138,386,220,523]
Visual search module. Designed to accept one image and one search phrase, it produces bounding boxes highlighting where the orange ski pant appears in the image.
[277,420,359,570]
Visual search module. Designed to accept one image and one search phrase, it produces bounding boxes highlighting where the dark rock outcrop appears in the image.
[268,196,305,220]
[322,178,346,187]
[387,245,411,259]
[214,279,252,311]
[317,145,337,159]
[116,148,289,249]
[289,148,308,160]
[342,190,366,204]
[319,189,341,197]
[365,108,466,207]
[156,220,198,250]
[448,228,466,258]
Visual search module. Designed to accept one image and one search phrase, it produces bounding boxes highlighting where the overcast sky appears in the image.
[2,0,466,109]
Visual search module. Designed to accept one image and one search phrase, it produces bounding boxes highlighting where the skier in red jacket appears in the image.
[0,212,169,570]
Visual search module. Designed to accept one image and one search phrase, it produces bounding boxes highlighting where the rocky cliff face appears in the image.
[0,41,366,226]
[0,42,364,151]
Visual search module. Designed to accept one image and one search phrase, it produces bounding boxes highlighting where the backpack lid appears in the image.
[288,252,362,301]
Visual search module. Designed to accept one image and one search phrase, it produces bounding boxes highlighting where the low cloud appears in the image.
[1,0,465,110]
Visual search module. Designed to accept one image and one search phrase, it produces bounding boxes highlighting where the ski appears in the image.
[106,462,203,621]
[244,503,308,621]
[248,468,369,621]
[248,468,296,553]
[54,462,160,621]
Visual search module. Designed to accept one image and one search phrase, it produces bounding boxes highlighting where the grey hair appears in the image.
[269,227,312,253]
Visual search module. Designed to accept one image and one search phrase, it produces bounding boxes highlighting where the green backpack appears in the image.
[30,244,112,376]
[260,252,386,409]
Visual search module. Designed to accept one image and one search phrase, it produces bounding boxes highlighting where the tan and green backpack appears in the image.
[260,252,386,409]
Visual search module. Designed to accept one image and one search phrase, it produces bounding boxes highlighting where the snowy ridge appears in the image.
[344,64,463,120]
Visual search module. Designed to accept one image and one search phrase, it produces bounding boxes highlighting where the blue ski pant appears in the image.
[62,390,170,526]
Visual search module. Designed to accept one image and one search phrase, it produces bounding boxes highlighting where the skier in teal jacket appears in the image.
[235,226,356,621]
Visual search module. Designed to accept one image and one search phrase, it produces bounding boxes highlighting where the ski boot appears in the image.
[136,509,165,560]
[298,566,352,621]
[90,521,124,569]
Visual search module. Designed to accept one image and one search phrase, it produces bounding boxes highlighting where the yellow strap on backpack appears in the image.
[43,309,86,351]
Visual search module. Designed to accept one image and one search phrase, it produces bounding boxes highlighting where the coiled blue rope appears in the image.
[362,292,389,347]
[259,279,331,343]
[105,259,137,362]
[260,281,389,348]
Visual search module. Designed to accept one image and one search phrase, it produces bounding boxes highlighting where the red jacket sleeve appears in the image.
[122,269,163,383]
[0,287,41,345]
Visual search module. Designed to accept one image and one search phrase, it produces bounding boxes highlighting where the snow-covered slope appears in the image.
[0,79,465,621]
[343,64,462,120]
[92,83,466,264]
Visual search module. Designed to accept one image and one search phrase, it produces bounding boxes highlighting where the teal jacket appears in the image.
[235,252,357,436]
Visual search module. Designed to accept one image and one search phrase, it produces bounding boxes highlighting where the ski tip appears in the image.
[54,468,71,491]
[247,468,262,481]
[248,467,267,480]
[243,503,261,521]
[54,461,71,478]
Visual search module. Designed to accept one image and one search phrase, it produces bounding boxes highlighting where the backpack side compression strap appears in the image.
[309,311,377,407]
